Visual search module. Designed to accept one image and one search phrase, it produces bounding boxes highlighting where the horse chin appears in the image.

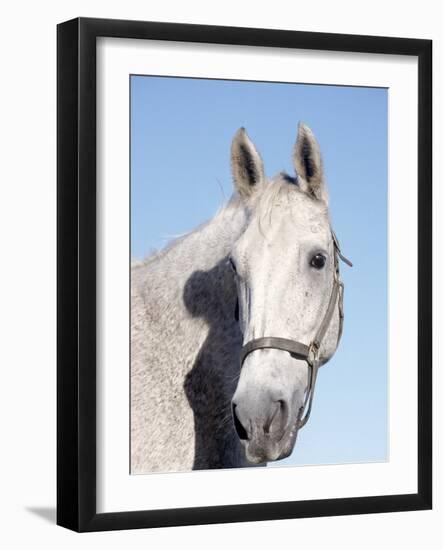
[244,423,300,465]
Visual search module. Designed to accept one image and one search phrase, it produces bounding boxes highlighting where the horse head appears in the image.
[230,123,349,464]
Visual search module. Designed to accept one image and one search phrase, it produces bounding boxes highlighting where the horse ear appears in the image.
[293,123,328,203]
[231,128,265,198]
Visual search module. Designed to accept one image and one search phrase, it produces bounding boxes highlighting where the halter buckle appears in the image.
[307,341,320,366]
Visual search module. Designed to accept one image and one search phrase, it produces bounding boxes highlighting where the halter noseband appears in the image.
[238,229,352,429]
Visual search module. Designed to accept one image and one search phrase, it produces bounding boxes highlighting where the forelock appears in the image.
[253,173,329,230]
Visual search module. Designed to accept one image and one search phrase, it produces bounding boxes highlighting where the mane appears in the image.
[131,194,244,269]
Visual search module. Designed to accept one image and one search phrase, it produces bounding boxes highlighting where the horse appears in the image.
[131,123,349,473]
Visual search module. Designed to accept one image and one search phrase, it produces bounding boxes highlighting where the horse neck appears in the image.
[131,195,249,470]
[132,196,248,340]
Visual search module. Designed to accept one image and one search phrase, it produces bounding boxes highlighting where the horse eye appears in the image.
[229,257,237,273]
[310,253,326,269]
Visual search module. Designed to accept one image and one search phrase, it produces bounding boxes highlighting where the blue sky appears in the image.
[131,75,388,467]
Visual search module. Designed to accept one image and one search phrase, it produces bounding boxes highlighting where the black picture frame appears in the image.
[57,17,432,532]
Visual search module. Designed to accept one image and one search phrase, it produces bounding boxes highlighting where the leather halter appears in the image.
[238,229,352,429]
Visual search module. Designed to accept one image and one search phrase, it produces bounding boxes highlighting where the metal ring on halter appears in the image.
[237,227,352,429]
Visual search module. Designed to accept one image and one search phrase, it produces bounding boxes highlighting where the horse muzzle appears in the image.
[231,390,301,464]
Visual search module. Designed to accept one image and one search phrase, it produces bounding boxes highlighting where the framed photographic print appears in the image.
[57,17,432,532]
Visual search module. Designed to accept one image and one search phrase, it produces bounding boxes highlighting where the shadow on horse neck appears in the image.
[183,258,247,469]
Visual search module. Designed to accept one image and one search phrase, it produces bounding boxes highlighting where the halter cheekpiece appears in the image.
[238,228,352,429]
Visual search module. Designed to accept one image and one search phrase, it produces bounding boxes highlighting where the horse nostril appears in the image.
[232,404,249,441]
[264,400,289,435]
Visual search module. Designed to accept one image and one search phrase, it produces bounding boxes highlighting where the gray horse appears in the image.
[131,123,345,473]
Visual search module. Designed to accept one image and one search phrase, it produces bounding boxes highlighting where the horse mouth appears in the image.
[243,420,300,464]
